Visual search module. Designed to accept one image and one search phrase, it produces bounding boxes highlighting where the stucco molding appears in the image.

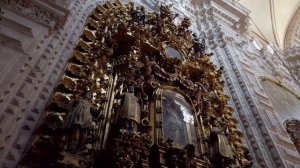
[0,0,69,33]
[284,7,300,50]
[0,1,104,167]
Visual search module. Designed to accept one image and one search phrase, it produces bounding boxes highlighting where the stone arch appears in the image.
[284,7,300,50]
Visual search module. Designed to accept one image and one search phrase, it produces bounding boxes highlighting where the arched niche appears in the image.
[160,89,198,149]
[260,79,300,124]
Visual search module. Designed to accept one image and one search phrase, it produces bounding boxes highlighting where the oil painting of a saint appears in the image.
[162,90,197,148]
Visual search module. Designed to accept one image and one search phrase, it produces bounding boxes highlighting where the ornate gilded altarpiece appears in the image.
[18,1,252,168]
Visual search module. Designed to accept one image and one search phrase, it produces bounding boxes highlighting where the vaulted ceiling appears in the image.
[239,0,300,50]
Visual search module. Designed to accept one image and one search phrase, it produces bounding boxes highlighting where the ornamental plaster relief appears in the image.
[0,0,69,32]
[286,46,300,84]
[283,7,300,85]
[0,1,103,167]
[1,0,55,27]
[214,46,273,167]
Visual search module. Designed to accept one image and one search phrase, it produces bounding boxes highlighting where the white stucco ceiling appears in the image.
[239,0,300,49]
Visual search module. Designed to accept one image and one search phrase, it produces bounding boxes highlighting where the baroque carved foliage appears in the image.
[19,1,252,168]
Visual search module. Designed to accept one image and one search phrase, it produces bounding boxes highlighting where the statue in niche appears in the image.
[135,5,146,24]
[134,75,150,109]
[193,82,207,115]
[192,34,205,57]
[210,118,233,167]
[118,86,141,134]
[65,90,98,153]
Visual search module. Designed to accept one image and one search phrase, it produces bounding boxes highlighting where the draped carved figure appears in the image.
[284,119,300,154]
[210,118,234,167]
[118,86,141,133]
[66,91,97,153]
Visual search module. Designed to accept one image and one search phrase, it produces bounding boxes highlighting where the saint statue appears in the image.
[135,5,146,24]
[66,90,97,153]
[194,82,207,115]
[210,118,233,167]
[118,86,141,133]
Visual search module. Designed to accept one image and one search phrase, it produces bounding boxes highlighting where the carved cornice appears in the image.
[259,76,300,99]
[192,0,249,18]
[0,0,69,32]
[43,0,73,9]
[194,0,250,34]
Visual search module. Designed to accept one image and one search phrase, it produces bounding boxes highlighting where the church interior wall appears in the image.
[0,0,299,167]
